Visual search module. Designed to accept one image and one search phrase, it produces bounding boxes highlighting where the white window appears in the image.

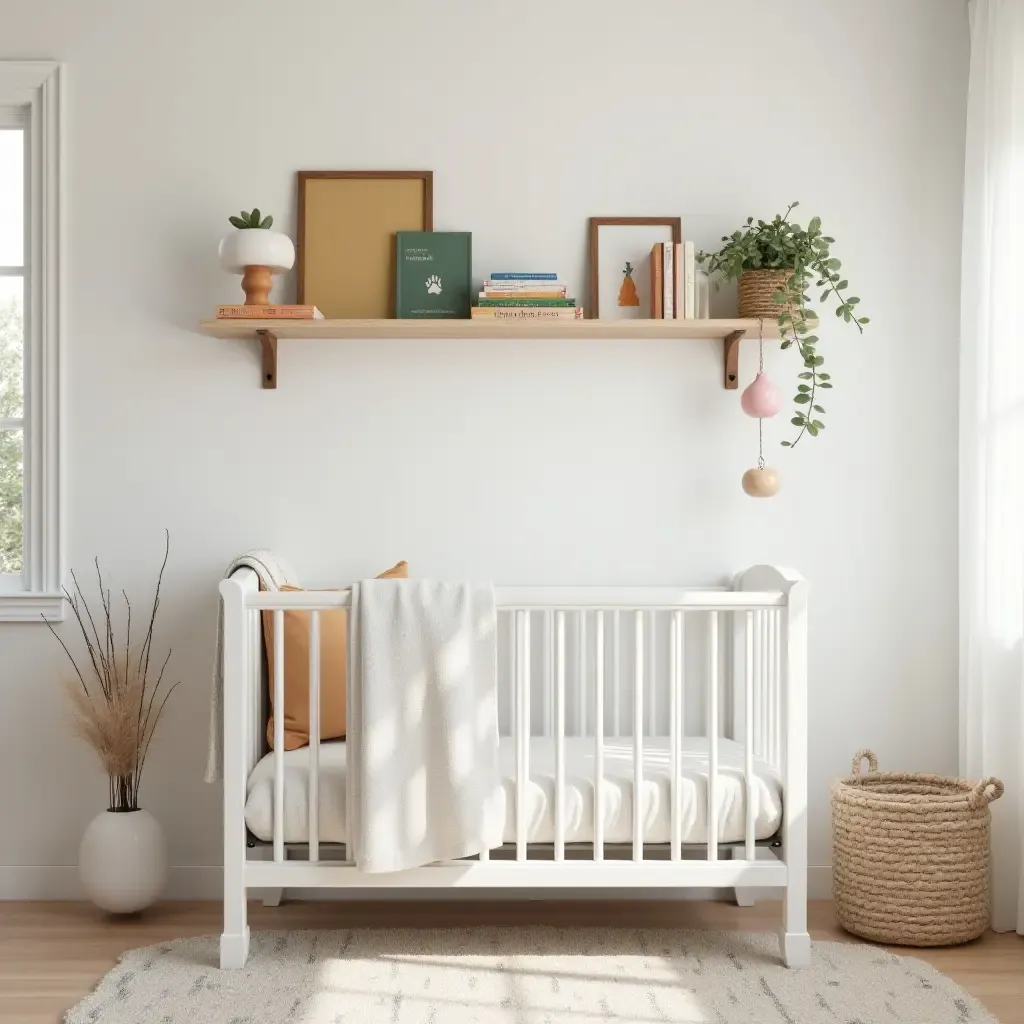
[0,63,64,621]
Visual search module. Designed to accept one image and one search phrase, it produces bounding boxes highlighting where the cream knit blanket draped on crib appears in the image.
[347,578,504,872]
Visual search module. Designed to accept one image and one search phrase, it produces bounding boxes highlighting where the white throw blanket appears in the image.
[205,550,297,783]
[347,579,503,873]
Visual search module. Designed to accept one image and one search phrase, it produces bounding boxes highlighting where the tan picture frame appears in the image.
[588,216,682,319]
[297,171,433,319]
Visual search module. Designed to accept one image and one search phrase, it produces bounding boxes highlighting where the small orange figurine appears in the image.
[618,262,640,306]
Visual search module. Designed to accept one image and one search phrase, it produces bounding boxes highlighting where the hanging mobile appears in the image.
[740,322,781,497]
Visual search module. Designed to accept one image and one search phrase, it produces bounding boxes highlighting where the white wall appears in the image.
[0,0,967,896]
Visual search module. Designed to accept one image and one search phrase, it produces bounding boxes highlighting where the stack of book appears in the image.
[472,273,584,320]
[648,242,710,320]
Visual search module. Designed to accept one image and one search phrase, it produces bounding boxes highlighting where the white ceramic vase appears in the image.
[79,808,167,913]
[218,228,295,274]
[218,228,295,306]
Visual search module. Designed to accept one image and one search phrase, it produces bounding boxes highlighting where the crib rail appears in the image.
[226,570,804,872]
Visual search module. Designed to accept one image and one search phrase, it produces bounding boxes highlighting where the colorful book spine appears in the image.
[489,272,558,281]
[673,243,683,320]
[650,243,663,319]
[471,307,584,320]
[662,242,674,319]
[216,305,324,319]
[482,280,569,290]
[481,290,568,299]
[683,241,696,320]
[478,298,577,307]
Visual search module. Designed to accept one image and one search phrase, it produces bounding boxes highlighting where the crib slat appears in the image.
[772,609,781,769]
[594,611,605,862]
[544,610,553,738]
[555,610,566,861]
[577,611,586,737]
[767,609,775,768]
[248,608,260,771]
[507,611,515,739]
[308,610,320,863]
[633,610,644,862]
[514,610,523,861]
[613,610,621,736]
[273,608,285,863]
[648,610,657,737]
[744,611,756,861]
[670,610,681,860]
[707,611,719,863]
[756,611,765,760]
[516,611,531,861]
[764,611,772,762]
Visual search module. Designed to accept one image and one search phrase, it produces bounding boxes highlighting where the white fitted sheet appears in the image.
[245,737,783,847]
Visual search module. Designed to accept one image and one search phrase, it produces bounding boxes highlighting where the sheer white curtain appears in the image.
[960,0,1024,934]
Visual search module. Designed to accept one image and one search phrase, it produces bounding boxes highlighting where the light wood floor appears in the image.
[1,899,1021,1022]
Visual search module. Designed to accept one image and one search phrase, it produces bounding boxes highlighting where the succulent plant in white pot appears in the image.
[218,208,295,306]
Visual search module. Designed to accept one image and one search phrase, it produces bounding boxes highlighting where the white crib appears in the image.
[219,565,809,969]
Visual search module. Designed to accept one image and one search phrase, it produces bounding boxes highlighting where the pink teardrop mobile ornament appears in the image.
[741,371,781,418]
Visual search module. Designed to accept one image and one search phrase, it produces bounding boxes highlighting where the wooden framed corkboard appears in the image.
[297,171,433,318]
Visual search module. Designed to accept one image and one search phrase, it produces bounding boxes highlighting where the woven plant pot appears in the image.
[832,750,1004,947]
[738,269,796,320]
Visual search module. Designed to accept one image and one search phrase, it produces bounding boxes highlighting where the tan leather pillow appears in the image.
[263,561,408,749]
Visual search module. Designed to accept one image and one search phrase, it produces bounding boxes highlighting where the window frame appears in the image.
[0,62,65,622]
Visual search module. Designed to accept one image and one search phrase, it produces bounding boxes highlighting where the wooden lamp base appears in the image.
[240,265,273,306]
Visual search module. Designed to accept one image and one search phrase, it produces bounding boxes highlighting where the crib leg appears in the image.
[262,888,284,908]
[220,866,250,969]
[778,845,810,967]
[779,926,811,969]
[730,848,756,907]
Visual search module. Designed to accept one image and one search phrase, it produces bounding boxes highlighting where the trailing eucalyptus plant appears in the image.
[228,208,273,230]
[699,202,868,446]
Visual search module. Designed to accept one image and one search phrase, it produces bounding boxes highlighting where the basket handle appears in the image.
[851,749,878,776]
[967,777,1004,809]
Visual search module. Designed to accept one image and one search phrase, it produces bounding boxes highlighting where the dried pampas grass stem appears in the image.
[46,531,178,811]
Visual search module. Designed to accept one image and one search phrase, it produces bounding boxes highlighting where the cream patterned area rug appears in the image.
[65,927,996,1023]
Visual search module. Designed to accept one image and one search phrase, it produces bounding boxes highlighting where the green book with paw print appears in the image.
[396,231,472,318]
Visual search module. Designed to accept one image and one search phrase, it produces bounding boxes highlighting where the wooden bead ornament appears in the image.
[742,465,780,497]
[741,322,780,497]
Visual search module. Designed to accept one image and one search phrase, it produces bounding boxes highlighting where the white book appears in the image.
[662,242,674,319]
[696,268,711,319]
[683,241,696,319]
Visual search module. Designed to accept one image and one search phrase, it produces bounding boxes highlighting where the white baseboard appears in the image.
[0,865,833,902]
[0,866,223,901]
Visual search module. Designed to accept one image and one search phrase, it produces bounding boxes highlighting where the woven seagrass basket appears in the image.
[832,750,1004,946]
[737,269,795,319]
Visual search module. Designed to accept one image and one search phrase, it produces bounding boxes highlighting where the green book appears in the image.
[396,231,472,318]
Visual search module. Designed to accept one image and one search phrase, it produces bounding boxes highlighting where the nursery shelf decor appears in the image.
[219,208,295,306]
[699,202,868,446]
[45,532,178,913]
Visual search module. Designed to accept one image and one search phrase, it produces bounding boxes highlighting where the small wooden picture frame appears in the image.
[588,217,682,319]
[297,171,433,318]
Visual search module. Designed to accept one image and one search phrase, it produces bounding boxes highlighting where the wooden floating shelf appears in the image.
[198,317,782,390]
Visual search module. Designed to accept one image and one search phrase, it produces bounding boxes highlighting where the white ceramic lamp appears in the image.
[219,214,295,306]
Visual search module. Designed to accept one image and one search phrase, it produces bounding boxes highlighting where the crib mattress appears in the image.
[244,737,783,848]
